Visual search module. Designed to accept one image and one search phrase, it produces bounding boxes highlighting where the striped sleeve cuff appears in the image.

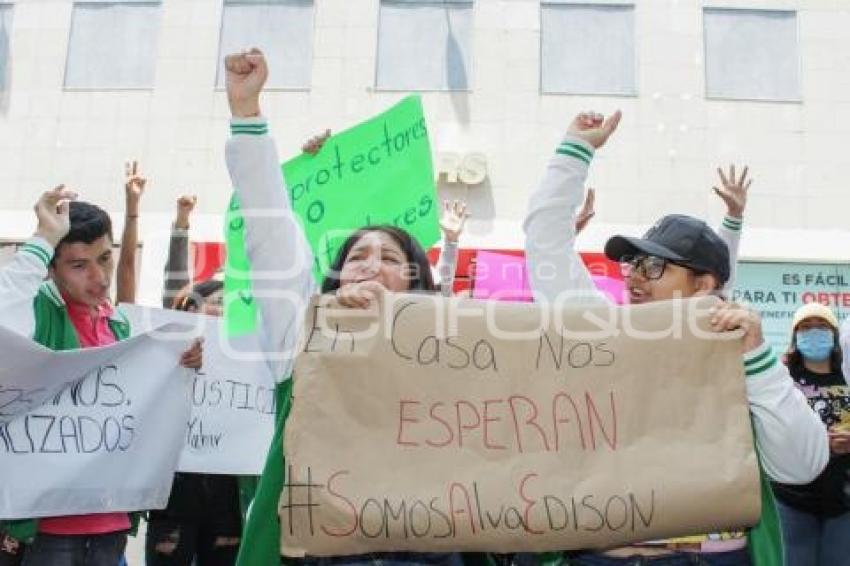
[230,117,268,136]
[20,236,54,268]
[555,137,595,165]
[722,215,743,232]
[743,343,778,378]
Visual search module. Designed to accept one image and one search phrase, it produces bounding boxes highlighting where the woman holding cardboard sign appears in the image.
[223,48,463,566]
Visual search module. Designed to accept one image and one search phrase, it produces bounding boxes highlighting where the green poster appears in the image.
[223,194,258,336]
[224,95,440,336]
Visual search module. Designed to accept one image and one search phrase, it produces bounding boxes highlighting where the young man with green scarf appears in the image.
[523,111,829,565]
[0,186,203,566]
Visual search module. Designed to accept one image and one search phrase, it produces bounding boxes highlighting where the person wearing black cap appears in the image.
[523,111,828,566]
[605,213,731,305]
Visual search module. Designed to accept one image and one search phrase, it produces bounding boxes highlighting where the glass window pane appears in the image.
[64,2,162,89]
[376,0,473,91]
[217,0,314,89]
[541,3,636,95]
[0,4,13,91]
[704,9,800,101]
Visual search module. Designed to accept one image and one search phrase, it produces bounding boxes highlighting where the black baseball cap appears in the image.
[604,214,730,284]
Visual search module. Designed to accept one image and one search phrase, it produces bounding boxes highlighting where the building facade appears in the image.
[1,0,849,306]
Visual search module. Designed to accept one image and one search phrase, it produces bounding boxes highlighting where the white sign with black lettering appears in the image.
[121,305,276,475]
[0,322,192,519]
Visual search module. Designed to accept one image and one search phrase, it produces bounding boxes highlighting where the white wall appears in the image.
[2,0,850,306]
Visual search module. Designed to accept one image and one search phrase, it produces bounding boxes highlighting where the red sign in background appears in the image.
[192,242,622,294]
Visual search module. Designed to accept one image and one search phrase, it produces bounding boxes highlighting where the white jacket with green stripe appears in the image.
[524,135,828,485]
[225,117,317,383]
[0,237,56,337]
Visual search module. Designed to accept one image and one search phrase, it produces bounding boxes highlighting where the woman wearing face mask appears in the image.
[772,302,850,566]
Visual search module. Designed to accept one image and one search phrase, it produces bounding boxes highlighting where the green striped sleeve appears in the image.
[20,241,52,268]
[722,215,743,232]
[230,119,268,136]
[556,140,594,165]
[744,344,778,378]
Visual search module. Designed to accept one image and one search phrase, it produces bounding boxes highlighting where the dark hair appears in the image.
[54,201,113,261]
[175,279,224,312]
[320,225,436,294]
[786,324,843,376]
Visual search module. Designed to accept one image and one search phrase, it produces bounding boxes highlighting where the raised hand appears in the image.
[566,110,622,149]
[225,48,268,118]
[124,160,146,216]
[713,164,751,219]
[175,195,197,230]
[575,188,596,234]
[34,185,77,247]
[302,129,332,155]
[439,199,469,243]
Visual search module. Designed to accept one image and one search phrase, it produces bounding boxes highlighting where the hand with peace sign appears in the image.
[124,160,147,218]
[118,160,146,303]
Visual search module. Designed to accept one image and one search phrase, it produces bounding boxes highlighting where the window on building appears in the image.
[703,8,800,101]
[376,0,473,91]
[0,4,14,91]
[541,2,636,95]
[217,0,314,89]
[64,1,162,89]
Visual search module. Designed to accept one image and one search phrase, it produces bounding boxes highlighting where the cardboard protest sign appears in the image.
[0,322,191,518]
[122,305,276,475]
[280,294,760,555]
[224,95,440,336]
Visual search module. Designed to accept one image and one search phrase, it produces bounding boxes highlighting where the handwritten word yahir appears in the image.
[395,390,618,454]
[281,467,655,541]
[186,416,222,450]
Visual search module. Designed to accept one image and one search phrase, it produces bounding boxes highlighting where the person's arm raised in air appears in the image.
[436,199,468,297]
[224,48,316,380]
[524,111,620,304]
[116,161,145,304]
[162,195,196,309]
[0,186,76,336]
[713,164,751,295]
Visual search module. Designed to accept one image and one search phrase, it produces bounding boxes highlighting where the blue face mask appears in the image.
[796,328,834,362]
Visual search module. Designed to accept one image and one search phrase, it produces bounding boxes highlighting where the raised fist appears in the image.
[225,48,268,118]
[566,110,622,150]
